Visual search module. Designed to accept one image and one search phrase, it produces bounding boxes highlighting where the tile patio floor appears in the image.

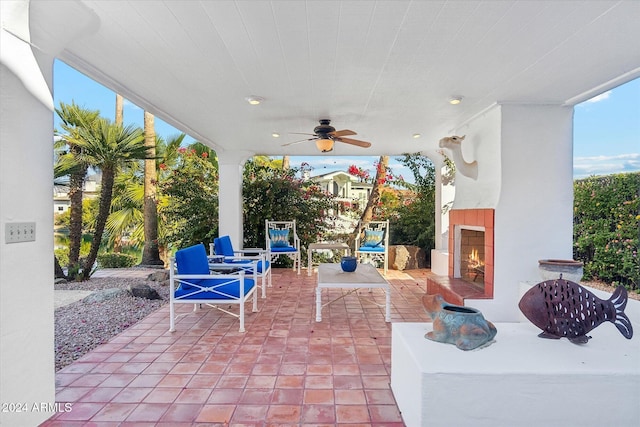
[42,267,431,426]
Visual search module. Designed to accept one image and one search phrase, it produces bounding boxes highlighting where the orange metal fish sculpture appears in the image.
[519,279,633,344]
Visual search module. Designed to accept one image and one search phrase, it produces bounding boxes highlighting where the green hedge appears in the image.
[97,252,138,268]
[573,172,639,291]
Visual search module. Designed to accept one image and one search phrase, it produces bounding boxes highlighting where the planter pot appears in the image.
[538,259,583,282]
[340,256,358,272]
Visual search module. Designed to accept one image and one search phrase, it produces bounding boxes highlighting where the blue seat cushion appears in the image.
[213,236,270,273]
[363,230,384,247]
[358,245,385,253]
[269,229,290,247]
[214,236,235,256]
[270,246,297,253]
[175,278,256,299]
[175,244,210,290]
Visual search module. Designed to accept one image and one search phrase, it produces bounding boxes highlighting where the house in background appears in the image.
[310,170,372,211]
[53,174,100,215]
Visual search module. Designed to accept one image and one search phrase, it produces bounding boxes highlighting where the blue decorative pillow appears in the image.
[363,230,384,247]
[269,229,290,248]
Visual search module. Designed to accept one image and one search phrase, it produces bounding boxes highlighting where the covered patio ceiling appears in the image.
[29,0,640,157]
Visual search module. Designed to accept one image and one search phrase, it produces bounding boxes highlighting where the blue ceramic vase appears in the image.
[340,256,358,272]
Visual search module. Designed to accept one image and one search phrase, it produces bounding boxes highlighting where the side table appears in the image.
[307,242,351,276]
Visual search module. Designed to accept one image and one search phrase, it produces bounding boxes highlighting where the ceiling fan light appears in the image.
[316,138,334,152]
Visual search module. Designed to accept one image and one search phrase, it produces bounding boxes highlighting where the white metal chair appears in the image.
[354,220,390,275]
[209,235,271,298]
[169,243,258,333]
[265,220,301,274]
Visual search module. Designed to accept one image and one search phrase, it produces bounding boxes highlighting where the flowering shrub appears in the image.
[242,160,334,265]
[348,164,370,182]
[158,145,219,249]
[573,172,639,291]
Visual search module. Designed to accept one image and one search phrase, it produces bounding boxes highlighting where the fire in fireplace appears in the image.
[459,229,485,282]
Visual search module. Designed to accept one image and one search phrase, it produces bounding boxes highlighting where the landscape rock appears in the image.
[147,270,169,282]
[129,283,162,300]
[82,287,128,303]
[389,245,427,270]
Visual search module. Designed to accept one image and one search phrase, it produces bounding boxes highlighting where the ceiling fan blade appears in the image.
[282,137,317,147]
[334,136,371,148]
[330,129,357,137]
[289,132,317,136]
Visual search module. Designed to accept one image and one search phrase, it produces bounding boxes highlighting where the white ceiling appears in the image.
[30,0,640,158]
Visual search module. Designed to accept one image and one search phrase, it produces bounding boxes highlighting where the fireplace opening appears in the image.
[454,226,485,284]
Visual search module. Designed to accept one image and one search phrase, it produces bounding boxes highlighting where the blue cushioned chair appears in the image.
[209,235,271,298]
[354,220,389,275]
[170,243,258,333]
[265,220,301,274]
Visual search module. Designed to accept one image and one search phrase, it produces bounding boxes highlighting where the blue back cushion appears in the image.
[363,230,384,247]
[175,244,209,289]
[269,229,290,247]
[214,235,234,256]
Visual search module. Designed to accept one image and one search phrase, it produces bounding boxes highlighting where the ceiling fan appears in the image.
[282,119,372,152]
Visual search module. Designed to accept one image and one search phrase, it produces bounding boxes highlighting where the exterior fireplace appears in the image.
[448,209,494,298]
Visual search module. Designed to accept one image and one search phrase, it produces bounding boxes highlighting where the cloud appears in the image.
[579,90,611,105]
[574,153,640,178]
[123,99,142,110]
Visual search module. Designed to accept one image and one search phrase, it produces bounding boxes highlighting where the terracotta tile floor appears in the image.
[43,267,431,426]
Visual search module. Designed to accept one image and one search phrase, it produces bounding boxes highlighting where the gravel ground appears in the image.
[54,276,169,371]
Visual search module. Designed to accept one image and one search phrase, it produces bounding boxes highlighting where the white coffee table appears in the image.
[307,242,351,276]
[315,263,391,322]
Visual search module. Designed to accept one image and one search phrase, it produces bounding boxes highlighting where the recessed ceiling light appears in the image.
[272,133,280,138]
[449,96,462,105]
[412,133,421,139]
[246,96,264,105]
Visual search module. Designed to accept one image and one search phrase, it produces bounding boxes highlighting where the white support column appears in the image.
[217,151,252,249]
[433,159,444,251]
[424,151,449,276]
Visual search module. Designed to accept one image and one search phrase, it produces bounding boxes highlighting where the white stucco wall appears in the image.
[1,19,56,427]
[467,104,574,321]
[450,105,502,210]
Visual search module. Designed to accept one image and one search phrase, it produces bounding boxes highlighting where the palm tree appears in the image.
[106,134,185,256]
[115,94,124,125]
[140,111,163,265]
[54,102,100,273]
[67,119,147,279]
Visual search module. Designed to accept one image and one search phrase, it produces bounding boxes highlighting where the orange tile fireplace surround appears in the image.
[427,208,494,305]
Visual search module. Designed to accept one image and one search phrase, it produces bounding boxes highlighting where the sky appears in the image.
[53,60,639,181]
